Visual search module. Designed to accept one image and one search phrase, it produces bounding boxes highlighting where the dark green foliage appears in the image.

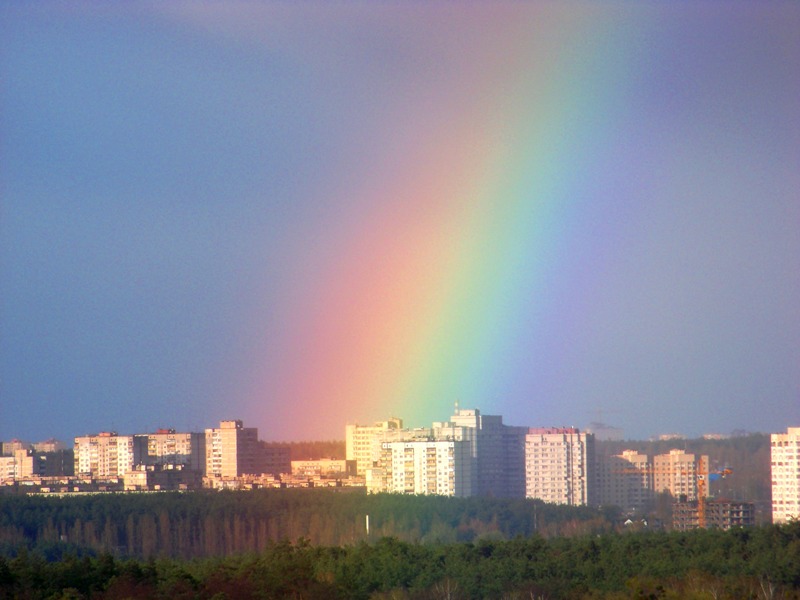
[0,491,615,558]
[1,492,800,598]
[0,522,799,598]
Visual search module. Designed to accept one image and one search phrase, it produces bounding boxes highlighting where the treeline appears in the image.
[0,490,617,559]
[1,523,799,599]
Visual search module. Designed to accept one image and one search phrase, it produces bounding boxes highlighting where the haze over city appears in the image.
[2,2,799,444]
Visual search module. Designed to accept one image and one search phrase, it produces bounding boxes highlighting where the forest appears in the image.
[0,490,799,598]
[0,521,799,598]
[0,490,617,557]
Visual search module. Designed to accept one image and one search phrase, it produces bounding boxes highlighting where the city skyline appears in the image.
[2,3,799,443]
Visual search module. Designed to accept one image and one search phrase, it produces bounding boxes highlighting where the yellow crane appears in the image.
[696,457,732,529]
[616,459,733,528]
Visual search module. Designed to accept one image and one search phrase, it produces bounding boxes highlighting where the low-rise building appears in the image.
[291,459,355,478]
[124,464,202,491]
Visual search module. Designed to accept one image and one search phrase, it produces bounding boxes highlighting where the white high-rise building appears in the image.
[434,408,526,498]
[74,432,135,479]
[525,427,594,506]
[771,426,800,524]
[379,439,473,497]
[653,449,709,502]
[345,418,404,476]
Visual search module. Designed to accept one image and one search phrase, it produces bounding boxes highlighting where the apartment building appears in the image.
[771,426,800,523]
[433,408,526,498]
[32,439,66,453]
[595,449,653,513]
[133,429,206,473]
[653,449,709,501]
[291,458,356,478]
[1,440,30,456]
[74,432,135,479]
[0,456,15,483]
[379,439,473,497]
[259,443,292,476]
[345,417,405,476]
[205,420,260,478]
[525,427,594,506]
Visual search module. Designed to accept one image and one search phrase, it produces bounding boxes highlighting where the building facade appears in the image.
[133,429,206,473]
[595,449,653,513]
[291,458,356,478]
[525,427,594,506]
[259,443,292,476]
[673,499,755,531]
[379,439,473,497]
[346,418,404,476]
[433,408,526,498]
[74,432,135,479]
[771,426,800,523]
[205,420,260,478]
[653,449,709,502]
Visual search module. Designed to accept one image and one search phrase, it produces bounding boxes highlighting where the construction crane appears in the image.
[615,459,732,529]
[696,457,733,529]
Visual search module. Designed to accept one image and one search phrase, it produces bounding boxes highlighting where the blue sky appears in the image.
[1,2,799,442]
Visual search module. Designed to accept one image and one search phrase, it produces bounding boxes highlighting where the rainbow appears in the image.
[242,5,646,436]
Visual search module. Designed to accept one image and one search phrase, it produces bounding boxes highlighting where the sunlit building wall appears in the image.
[379,439,473,497]
[525,428,594,506]
[345,418,404,476]
[205,420,260,478]
[653,449,709,501]
[74,432,135,479]
[771,426,800,523]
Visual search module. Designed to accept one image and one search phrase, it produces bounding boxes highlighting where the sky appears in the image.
[1,2,799,443]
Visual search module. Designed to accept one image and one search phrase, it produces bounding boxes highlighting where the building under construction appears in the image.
[672,498,755,531]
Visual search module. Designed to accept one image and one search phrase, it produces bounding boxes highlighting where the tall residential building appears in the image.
[74,432,135,479]
[653,449,709,501]
[433,408,526,498]
[525,427,594,506]
[32,439,66,453]
[0,456,14,483]
[596,450,653,513]
[771,426,800,524]
[133,429,206,474]
[345,418,404,476]
[2,440,31,456]
[0,450,45,482]
[258,442,292,476]
[205,420,260,478]
[379,439,473,497]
